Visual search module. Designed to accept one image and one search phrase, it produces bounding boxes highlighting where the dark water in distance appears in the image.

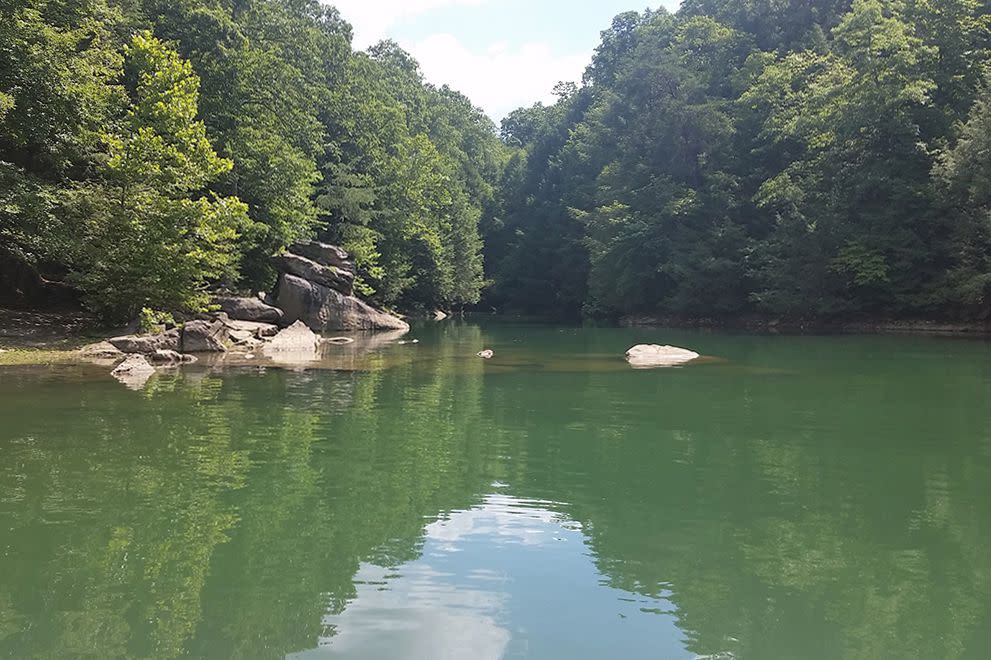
[2,321,991,659]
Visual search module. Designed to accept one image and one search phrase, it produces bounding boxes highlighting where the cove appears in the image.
[2,321,991,659]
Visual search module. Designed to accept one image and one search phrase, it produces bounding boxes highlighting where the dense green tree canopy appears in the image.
[0,0,506,317]
[486,0,991,322]
[2,0,991,322]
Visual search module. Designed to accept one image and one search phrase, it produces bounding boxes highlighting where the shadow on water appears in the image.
[1,321,991,659]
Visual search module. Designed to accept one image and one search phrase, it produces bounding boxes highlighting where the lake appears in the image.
[2,322,991,659]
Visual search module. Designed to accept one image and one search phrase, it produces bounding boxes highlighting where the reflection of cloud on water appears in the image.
[289,564,510,660]
[425,494,575,550]
[291,494,689,660]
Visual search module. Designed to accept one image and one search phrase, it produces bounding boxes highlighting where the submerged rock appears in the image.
[149,349,197,365]
[625,344,700,368]
[108,329,180,354]
[213,296,284,324]
[111,354,156,389]
[181,320,228,353]
[276,274,409,332]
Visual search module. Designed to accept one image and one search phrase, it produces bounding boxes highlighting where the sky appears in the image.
[328,1,683,122]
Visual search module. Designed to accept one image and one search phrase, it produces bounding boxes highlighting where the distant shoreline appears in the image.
[620,315,991,336]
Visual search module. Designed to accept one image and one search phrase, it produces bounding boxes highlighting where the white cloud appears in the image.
[329,1,590,121]
[407,33,589,121]
[331,0,491,48]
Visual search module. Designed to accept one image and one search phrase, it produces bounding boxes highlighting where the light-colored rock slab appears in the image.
[111,354,156,389]
[625,344,700,368]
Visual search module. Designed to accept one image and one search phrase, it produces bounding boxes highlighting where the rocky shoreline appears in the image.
[0,241,422,386]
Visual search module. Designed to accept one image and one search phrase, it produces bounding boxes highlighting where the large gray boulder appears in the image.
[289,241,355,272]
[272,253,354,296]
[277,274,409,332]
[108,329,180,354]
[625,344,700,368]
[181,320,228,353]
[213,296,284,324]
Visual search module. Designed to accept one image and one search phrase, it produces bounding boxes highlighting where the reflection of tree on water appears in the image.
[2,328,991,658]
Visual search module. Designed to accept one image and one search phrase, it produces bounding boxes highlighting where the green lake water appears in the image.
[2,322,991,659]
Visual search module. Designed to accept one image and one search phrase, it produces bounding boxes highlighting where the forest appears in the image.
[2,0,991,323]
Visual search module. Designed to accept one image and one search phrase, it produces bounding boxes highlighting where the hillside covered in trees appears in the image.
[3,0,991,324]
[1,0,506,319]
[487,0,991,322]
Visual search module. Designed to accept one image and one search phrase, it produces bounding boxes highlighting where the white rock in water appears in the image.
[625,344,700,368]
[477,349,494,359]
[111,354,156,389]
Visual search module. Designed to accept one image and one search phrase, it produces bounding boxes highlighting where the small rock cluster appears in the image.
[92,314,325,388]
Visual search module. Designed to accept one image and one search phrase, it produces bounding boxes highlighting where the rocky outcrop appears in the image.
[290,241,354,272]
[109,329,180,354]
[625,344,700,368]
[272,252,355,296]
[181,320,228,353]
[269,241,407,333]
[213,296,284,324]
[277,274,409,332]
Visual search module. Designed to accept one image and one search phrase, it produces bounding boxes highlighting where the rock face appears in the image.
[109,329,180,354]
[289,241,354,271]
[272,252,355,296]
[625,344,700,368]
[181,320,228,353]
[277,273,409,332]
[213,296,284,324]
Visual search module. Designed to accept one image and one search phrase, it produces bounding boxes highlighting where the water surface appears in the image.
[2,322,991,659]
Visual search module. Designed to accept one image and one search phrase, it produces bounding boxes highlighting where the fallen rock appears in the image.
[213,296,284,324]
[277,274,409,332]
[111,354,156,389]
[289,241,355,272]
[181,320,228,353]
[625,344,700,368]
[272,253,355,296]
[149,349,197,365]
[433,310,448,321]
[108,329,180,354]
[265,320,320,353]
